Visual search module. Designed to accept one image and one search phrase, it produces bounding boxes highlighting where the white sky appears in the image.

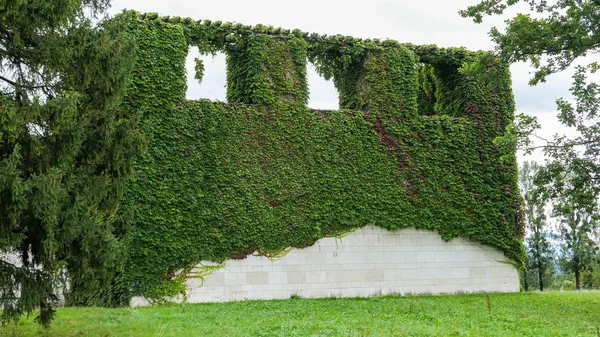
[108,0,580,164]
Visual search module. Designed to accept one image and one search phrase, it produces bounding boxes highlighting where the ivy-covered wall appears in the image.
[118,11,524,301]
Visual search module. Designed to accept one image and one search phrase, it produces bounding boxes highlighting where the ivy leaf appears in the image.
[194,57,205,83]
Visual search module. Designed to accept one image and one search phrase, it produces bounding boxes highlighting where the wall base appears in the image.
[132,226,519,306]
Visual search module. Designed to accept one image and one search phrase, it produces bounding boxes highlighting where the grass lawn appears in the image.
[2,291,599,336]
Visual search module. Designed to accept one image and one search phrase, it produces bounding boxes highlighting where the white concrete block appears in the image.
[365,270,385,282]
[469,267,487,278]
[416,251,435,262]
[435,268,454,279]
[304,253,326,264]
[434,251,453,263]
[365,251,384,262]
[306,271,327,283]
[398,252,417,263]
[246,272,269,285]
[224,272,246,286]
[287,271,306,284]
[453,268,470,279]
[200,273,225,287]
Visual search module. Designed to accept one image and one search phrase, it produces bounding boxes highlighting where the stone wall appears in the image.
[132,225,518,306]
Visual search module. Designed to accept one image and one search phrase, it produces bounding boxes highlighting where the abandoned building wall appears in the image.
[119,11,523,304]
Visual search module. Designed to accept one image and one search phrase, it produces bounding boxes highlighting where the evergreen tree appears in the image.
[0,0,142,326]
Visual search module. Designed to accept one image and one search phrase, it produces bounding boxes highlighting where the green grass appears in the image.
[2,291,599,336]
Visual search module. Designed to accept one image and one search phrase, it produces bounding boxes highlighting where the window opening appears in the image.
[307,63,339,110]
[186,46,227,101]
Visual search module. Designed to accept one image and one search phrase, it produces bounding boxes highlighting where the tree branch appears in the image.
[526,138,600,151]
[0,74,17,87]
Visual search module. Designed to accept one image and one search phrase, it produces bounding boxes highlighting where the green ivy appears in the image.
[116,11,525,302]
[226,34,308,105]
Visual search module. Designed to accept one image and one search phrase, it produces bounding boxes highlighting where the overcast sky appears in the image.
[108,0,579,164]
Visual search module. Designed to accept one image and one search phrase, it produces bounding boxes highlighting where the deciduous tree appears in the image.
[463,0,600,288]
[519,161,555,291]
[537,161,600,289]
[462,0,600,188]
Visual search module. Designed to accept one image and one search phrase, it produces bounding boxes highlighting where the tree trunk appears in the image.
[535,240,543,291]
[538,263,544,291]
[575,268,581,290]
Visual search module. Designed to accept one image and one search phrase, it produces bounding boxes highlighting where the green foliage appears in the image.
[417,64,437,115]
[461,0,600,85]
[3,292,600,336]
[116,11,524,302]
[193,57,204,83]
[462,0,600,212]
[116,11,189,302]
[226,35,308,105]
[0,1,144,326]
[580,265,600,289]
[542,163,600,290]
[519,161,554,292]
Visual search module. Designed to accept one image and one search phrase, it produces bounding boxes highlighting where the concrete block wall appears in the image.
[131,225,519,306]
